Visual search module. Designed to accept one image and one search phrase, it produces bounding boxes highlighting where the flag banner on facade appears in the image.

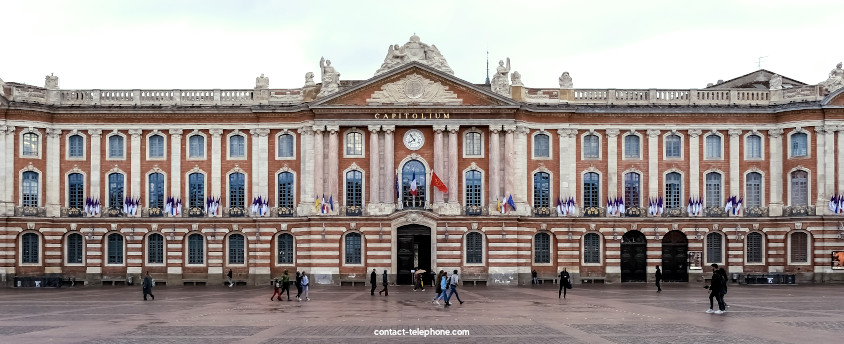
[724,195,734,214]
[431,172,448,193]
[123,196,140,216]
[556,196,564,216]
[314,194,322,212]
[206,196,220,216]
[648,197,664,216]
[328,194,334,211]
[497,197,503,214]
[507,194,516,212]
[321,194,329,214]
[686,196,702,216]
[733,196,742,216]
[85,197,101,217]
[410,172,418,196]
[829,194,844,214]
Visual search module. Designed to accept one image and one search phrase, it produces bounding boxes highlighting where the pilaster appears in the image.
[1,126,13,215]
[250,128,270,203]
[209,129,223,202]
[606,129,619,198]
[297,126,315,215]
[432,125,446,205]
[313,126,325,197]
[814,127,827,212]
[768,129,783,216]
[169,129,183,201]
[382,126,396,210]
[488,126,501,210]
[688,129,701,198]
[45,128,62,216]
[327,125,339,211]
[558,128,578,201]
[513,125,530,215]
[824,126,835,205]
[503,125,516,204]
[728,129,741,197]
[367,125,381,214]
[838,126,844,194]
[447,125,460,205]
[647,129,660,197]
[128,129,142,203]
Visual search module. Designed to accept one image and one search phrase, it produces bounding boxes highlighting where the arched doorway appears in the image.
[621,230,647,282]
[661,230,689,282]
[396,224,431,285]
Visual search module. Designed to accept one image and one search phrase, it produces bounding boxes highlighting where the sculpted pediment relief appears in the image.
[366,74,461,105]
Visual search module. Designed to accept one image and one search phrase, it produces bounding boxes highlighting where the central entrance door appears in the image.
[396,225,431,285]
[661,230,689,282]
[620,230,647,282]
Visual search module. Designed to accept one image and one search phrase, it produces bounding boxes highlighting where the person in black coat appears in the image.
[295,271,303,301]
[558,268,572,299]
[370,269,377,296]
[655,266,663,292]
[142,271,154,301]
[717,267,728,307]
[378,270,389,296]
[705,264,725,313]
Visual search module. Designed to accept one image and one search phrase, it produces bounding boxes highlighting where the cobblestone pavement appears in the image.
[0,282,842,343]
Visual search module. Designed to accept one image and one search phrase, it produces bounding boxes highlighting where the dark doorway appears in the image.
[661,230,689,282]
[396,225,431,285]
[621,230,647,282]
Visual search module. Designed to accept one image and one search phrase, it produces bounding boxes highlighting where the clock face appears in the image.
[403,129,425,150]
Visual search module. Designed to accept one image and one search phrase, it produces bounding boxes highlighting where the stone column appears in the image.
[728,129,741,199]
[768,129,784,216]
[688,129,702,198]
[327,125,340,211]
[169,129,183,202]
[1,126,14,215]
[488,125,500,209]
[503,125,516,202]
[250,128,270,203]
[838,126,844,194]
[558,128,578,202]
[89,129,102,203]
[824,126,836,207]
[209,129,223,202]
[433,125,446,205]
[313,126,325,197]
[368,125,381,207]
[129,129,142,200]
[647,129,661,198]
[815,127,827,212]
[513,125,530,214]
[606,129,620,198]
[447,125,460,210]
[297,126,315,214]
[45,128,62,216]
[382,126,396,210]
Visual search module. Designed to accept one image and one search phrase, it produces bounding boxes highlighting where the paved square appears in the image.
[0,283,842,343]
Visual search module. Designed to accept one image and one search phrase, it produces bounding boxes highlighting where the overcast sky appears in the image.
[2,0,843,90]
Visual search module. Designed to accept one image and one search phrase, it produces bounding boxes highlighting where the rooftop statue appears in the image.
[375,34,454,76]
[769,74,782,90]
[45,73,59,90]
[559,72,573,89]
[491,58,511,97]
[510,71,523,87]
[318,57,341,97]
[820,62,844,94]
[304,72,316,87]
[255,73,269,89]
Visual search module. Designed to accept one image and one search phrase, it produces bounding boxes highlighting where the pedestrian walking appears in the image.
[270,277,282,301]
[370,269,377,296]
[558,268,571,299]
[281,270,291,301]
[445,269,463,306]
[717,267,729,308]
[227,269,233,287]
[655,266,663,292]
[378,270,389,296]
[431,270,446,305]
[295,271,303,301]
[301,271,310,301]
[532,269,538,285]
[705,264,726,314]
[142,271,155,301]
[414,269,426,291]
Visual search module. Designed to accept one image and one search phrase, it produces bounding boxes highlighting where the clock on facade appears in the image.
[403,129,425,150]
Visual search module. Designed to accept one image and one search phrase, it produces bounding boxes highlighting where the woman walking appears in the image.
[301,271,310,301]
[270,277,282,301]
[431,270,447,305]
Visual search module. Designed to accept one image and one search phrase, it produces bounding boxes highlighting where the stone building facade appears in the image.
[2,36,844,286]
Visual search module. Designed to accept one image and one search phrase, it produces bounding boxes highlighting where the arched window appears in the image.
[345,170,363,216]
[466,232,483,264]
[746,232,763,263]
[345,132,363,156]
[705,135,721,159]
[791,132,807,157]
[189,135,204,158]
[189,173,205,210]
[665,134,681,158]
[229,135,245,158]
[583,172,600,208]
[465,132,482,156]
[147,233,164,264]
[706,232,722,264]
[534,133,549,158]
[401,160,426,208]
[68,134,84,158]
[228,233,245,264]
[344,232,362,264]
[277,172,294,216]
[624,135,640,158]
[583,134,599,158]
[66,233,83,264]
[584,233,601,263]
[624,173,640,208]
[187,233,204,264]
[278,134,294,158]
[108,135,124,158]
[277,233,294,264]
[107,233,123,264]
[745,172,762,208]
[791,170,808,206]
[533,172,550,209]
[68,173,84,210]
[665,172,682,209]
[108,173,124,210]
[465,170,482,214]
[22,171,39,207]
[148,134,164,158]
[534,232,550,263]
[22,132,39,156]
[21,233,39,264]
[705,173,722,208]
[229,173,245,210]
[790,232,809,263]
[746,134,762,159]
[148,173,165,210]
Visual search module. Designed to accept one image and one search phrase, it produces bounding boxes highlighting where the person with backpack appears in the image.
[431,270,446,305]
[445,269,463,307]
[280,270,291,301]
[655,266,663,292]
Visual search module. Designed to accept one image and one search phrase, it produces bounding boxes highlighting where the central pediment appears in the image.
[311,62,517,108]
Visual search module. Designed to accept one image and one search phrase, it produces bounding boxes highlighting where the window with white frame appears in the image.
[534,133,550,158]
[624,173,641,208]
[624,135,640,158]
[791,132,808,157]
[705,173,722,208]
[706,232,722,264]
[229,173,245,210]
[147,233,164,264]
[533,172,550,209]
[665,134,681,158]
[68,134,84,158]
[108,135,124,159]
[22,171,39,207]
[746,134,762,159]
[229,135,245,158]
[791,170,808,206]
[746,232,763,263]
[345,131,363,156]
[148,134,165,158]
[228,233,245,264]
[68,173,84,210]
[705,134,721,159]
[344,232,362,264]
[21,233,39,264]
[67,233,84,264]
[583,134,599,159]
[187,233,204,264]
[278,134,294,158]
[534,232,550,263]
[107,233,123,264]
[465,131,482,156]
[745,172,762,208]
[466,232,483,264]
[108,173,124,210]
[148,173,165,210]
[583,172,600,208]
[665,172,682,209]
[790,231,809,263]
[277,172,295,215]
[465,170,482,211]
[583,233,600,263]
[277,233,294,264]
[22,132,39,157]
[189,135,205,158]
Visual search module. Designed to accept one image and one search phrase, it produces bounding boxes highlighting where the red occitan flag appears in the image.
[431,172,448,193]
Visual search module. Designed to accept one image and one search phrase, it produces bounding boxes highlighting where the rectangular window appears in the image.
[746,233,763,263]
[705,135,721,159]
[706,234,722,264]
[665,173,681,209]
[534,233,550,263]
[746,135,762,159]
[790,232,808,263]
[665,135,681,158]
[149,135,164,158]
[69,135,84,158]
[22,133,39,157]
[624,135,640,158]
[345,132,363,156]
[189,135,204,158]
[705,173,722,208]
[109,136,124,158]
[465,132,482,156]
[583,135,599,159]
[67,234,83,264]
[583,173,600,208]
[746,173,762,208]
[229,235,245,264]
[345,234,362,264]
[147,234,164,264]
[534,134,550,158]
[278,134,294,158]
[791,133,808,157]
[584,233,600,263]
